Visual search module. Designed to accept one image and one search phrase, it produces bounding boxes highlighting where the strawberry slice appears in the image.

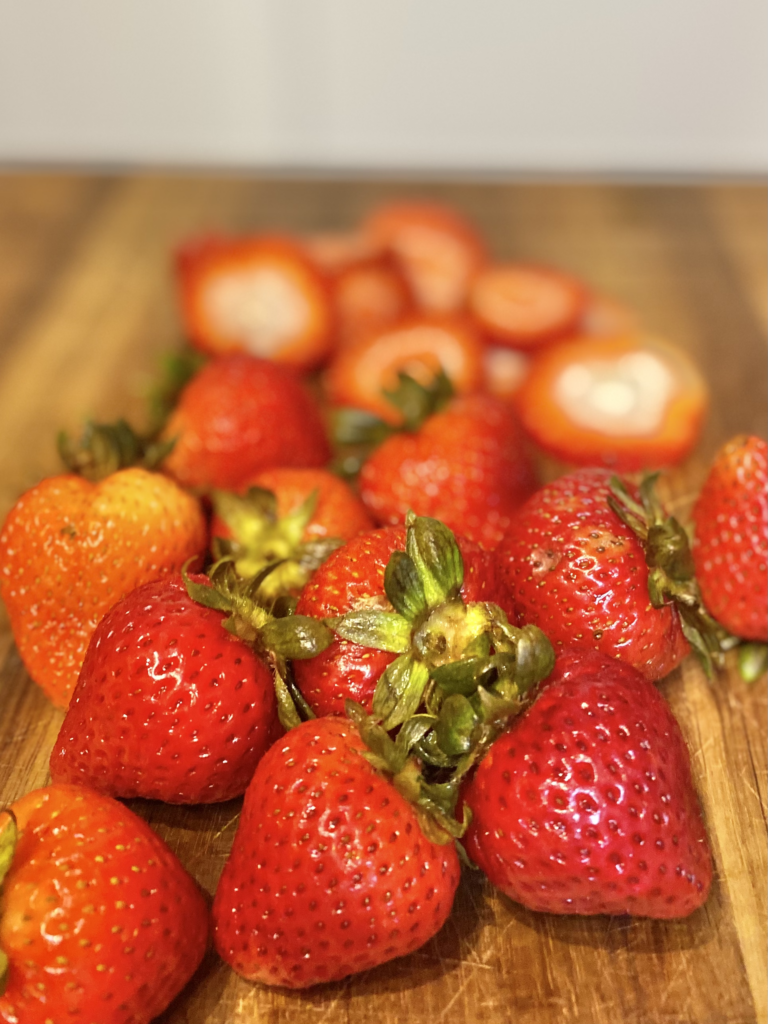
[515,334,709,470]
[305,231,414,348]
[363,201,487,313]
[469,263,587,348]
[176,234,333,370]
[324,315,485,425]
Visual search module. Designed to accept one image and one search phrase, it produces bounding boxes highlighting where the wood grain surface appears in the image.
[0,173,765,1024]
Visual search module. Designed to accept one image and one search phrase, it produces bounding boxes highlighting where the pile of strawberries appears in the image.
[0,199,766,1022]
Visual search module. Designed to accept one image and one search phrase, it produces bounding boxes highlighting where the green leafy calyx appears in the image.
[607,474,737,675]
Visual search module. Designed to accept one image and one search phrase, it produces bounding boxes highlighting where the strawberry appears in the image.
[468,263,587,348]
[304,232,414,349]
[293,516,551,721]
[209,467,373,599]
[160,353,331,491]
[0,783,208,1023]
[175,234,333,371]
[0,468,207,707]
[462,647,713,918]
[514,334,709,471]
[49,567,333,803]
[497,468,728,681]
[363,201,487,314]
[692,434,768,645]
[324,315,486,427]
[359,393,537,550]
[212,715,461,988]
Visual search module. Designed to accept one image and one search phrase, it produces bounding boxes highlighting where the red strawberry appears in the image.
[212,716,461,988]
[692,434,768,643]
[49,572,284,804]
[0,783,208,1023]
[175,234,333,371]
[463,647,713,918]
[359,393,537,550]
[161,353,331,491]
[293,518,535,719]
[496,467,717,680]
[0,468,207,707]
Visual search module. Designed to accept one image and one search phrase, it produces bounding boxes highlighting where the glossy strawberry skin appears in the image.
[212,717,460,988]
[293,525,515,717]
[49,574,281,804]
[0,784,208,1024]
[0,468,207,708]
[359,394,537,550]
[161,353,331,491]
[692,434,768,642]
[497,468,690,680]
[463,648,713,918]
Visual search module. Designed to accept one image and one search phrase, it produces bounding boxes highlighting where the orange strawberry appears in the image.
[0,784,208,1023]
[0,468,206,707]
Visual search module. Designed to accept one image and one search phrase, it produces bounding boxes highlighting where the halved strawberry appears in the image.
[363,201,487,313]
[514,334,708,470]
[176,234,333,371]
[469,263,587,348]
[305,231,414,348]
[324,315,485,426]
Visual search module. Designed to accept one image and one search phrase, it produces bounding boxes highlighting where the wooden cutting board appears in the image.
[0,173,765,1024]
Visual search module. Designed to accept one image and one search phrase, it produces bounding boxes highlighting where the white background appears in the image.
[0,0,765,173]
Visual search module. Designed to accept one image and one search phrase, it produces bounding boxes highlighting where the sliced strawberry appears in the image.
[514,334,708,470]
[363,201,487,313]
[305,231,414,349]
[176,234,333,371]
[469,263,587,348]
[483,345,531,397]
[324,315,485,425]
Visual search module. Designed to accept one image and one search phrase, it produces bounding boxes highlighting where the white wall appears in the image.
[0,0,765,173]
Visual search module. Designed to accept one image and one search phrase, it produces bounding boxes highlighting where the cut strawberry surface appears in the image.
[469,263,587,348]
[515,334,708,470]
[363,201,487,313]
[324,315,485,425]
[176,234,333,371]
[483,345,531,396]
